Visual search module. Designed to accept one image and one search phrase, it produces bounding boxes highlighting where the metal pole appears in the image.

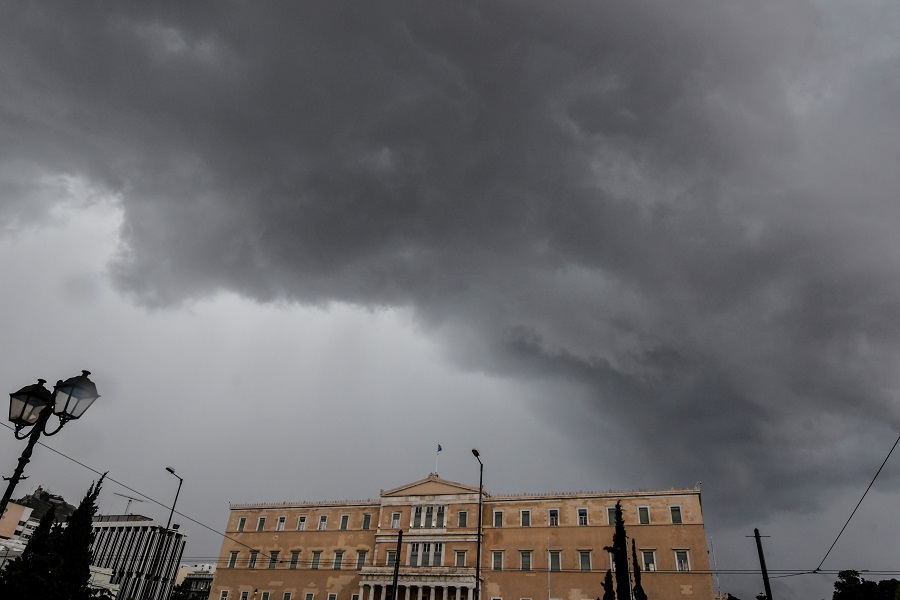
[166,470,183,529]
[0,405,53,519]
[754,528,774,600]
[391,530,403,600]
[473,450,483,600]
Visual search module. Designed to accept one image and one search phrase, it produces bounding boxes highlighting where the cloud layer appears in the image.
[5,1,900,567]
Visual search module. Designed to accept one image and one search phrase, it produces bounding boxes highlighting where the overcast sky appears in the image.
[3,2,900,598]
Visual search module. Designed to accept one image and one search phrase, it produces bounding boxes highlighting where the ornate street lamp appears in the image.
[1,371,100,518]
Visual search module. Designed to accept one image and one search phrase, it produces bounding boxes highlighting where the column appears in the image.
[368,584,376,600]
[467,587,474,600]
[404,586,410,600]
[359,584,366,600]
[417,586,423,600]
[430,586,437,600]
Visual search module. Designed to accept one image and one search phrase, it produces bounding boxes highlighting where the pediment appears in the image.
[382,473,481,498]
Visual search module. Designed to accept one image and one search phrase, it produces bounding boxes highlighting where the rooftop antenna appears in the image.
[113,492,146,515]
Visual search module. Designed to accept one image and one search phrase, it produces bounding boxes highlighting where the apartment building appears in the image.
[211,474,714,600]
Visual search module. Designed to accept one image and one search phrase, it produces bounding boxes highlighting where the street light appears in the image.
[165,466,183,529]
[1,371,100,518]
[472,449,483,600]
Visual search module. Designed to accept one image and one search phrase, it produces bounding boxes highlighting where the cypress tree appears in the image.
[601,568,616,600]
[57,474,105,600]
[603,502,630,600]
[0,504,61,598]
[632,538,648,600]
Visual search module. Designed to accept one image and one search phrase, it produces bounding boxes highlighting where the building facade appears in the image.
[91,514,188,600]
[211,474,714,600]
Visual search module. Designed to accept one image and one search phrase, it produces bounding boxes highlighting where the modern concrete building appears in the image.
[211,474,714,600]
[91,514,188,600]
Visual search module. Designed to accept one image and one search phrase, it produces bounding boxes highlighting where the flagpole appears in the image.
[435,445,442,475]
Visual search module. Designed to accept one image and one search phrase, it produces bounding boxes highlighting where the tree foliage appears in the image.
[0,475,106,600]
[603,501,631,600]
[832,570,899,600]
[632,539,648,600]
[601,569,616,600]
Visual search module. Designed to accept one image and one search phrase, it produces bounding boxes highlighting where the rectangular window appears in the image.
[306,594,314,600]
[579,551,591,572]
[520,551,531,571]
[549,551,561,572]
[328,595,337,600]
[298,516,307,530]
[363,514,372,530]
[352,596,359,600]
[493,511,503,527]
[638,507,650,525]
[340,515,349,530]
[422,543,431,566]
[284,595,293,600]
[414,506,423,528]
[290,550,300,569]
[521,511,531,527]
[670,506,682,524]
[410,543,420,566]
[311,551,321,570]
[425,506,434,528]
[237,517,246,532]
[221,592,229,600]
[269,550,279,569]
[262,593,271,600]
[456,550,467,567]
[549,509,558,527]
[675,550,690,572]
[434,542,443,566]
[241,593,249,600]
[357,550,368,569]
[387,550,397,566]
[607,508,616,525]
[458,511,468,528]
[492,551,503,571]
[392,512,401,528]
[437,506,445,527]
[641,551,656,571]
[334,551,344,570]
[578,508,588,526]
[257,517,267,531]
[228,551,238,568]
[248,550,259,569]
[318,515,327,530]
[277,516,286,531]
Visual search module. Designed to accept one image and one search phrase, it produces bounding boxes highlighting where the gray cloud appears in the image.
[4,1,900,596]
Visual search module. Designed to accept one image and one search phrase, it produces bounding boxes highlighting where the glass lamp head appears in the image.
[53,370,99,421]
[9,379,53,426]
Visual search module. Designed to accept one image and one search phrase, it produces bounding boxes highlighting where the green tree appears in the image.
[0,476,106,600]
[832,569,900,600]
[0,504,61,597]
[631,539,648,600]
[601,568,616,600]
[170,579,193,600]
[603,502,630,600]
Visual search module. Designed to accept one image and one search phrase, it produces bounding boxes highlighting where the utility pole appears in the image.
[753,528,774,600]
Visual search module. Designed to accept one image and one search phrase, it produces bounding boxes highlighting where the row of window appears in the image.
[495,505,683,527]
[236,505,684,533]
[492,549,691,573]
[237,513,374,533]
[224,546,691,573]
[220,592,358,600]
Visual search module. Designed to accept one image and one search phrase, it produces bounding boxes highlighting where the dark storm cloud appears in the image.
[4,0,900,528]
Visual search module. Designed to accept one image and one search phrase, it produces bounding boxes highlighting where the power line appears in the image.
[814,432,900,572]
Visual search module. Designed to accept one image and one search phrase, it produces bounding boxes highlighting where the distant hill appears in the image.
[14,486,77,523]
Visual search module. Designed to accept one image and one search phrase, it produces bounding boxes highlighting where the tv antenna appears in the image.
[113,492,146,515]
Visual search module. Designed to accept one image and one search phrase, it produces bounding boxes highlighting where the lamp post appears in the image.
[472,449,483,600]
[1,371,100,519]
[165,466,183,529]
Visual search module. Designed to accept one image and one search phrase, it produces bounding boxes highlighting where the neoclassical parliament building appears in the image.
[210,474,714,600]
